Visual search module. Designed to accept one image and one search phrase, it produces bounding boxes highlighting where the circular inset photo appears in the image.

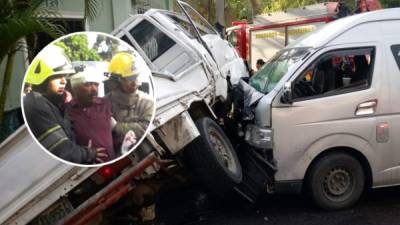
[21,32,155,167]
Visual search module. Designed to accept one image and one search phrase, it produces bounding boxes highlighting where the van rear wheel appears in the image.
[184,117,242,194]
[306,152,365,210]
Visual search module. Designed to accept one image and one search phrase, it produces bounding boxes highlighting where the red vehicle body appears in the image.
[227,1,382,70]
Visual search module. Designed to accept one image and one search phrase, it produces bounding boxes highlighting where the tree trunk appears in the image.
[250,0,263,15]
[216,0,225,26]
[224,2,233,27]
[209,0,213,23]
[0,47,16,126]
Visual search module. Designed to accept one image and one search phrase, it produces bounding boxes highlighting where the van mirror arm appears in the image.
[281,81,293,104]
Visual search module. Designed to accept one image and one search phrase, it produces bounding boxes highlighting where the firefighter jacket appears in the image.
[107,89,154,140]
[24,92,97,164]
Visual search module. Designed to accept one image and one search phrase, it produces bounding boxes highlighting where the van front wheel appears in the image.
[306,153,365,210]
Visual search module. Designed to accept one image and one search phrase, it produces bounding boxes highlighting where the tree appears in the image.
[249,0,263,15]
[184,0,216,24]
[0,0,100,128]
[380,0,400,8]
[55,34,102,61]
[227,0,400,24]
[226,0,253,24]
[261,0,400,14]
[263,0,321,13]
[0,0,62,127]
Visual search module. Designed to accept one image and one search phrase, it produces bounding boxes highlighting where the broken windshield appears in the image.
[250,47,310,94]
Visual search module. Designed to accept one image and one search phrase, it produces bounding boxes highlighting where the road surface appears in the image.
[157,185,400,225]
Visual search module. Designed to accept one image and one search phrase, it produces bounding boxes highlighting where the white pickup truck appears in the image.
[0,2,248,225]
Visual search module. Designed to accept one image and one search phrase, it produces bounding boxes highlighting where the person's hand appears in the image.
[88,139,109,163]
[95,147,108,163]
[125,131,137,146]
[121,130,137,155]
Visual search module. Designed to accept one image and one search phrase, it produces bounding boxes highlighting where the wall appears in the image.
[0,50,28,111]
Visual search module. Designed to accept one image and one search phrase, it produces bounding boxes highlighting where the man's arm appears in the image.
[24,95,97,164]
[114,96,154,138]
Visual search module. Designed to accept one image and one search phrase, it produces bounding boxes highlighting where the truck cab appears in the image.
[112,1,250,195]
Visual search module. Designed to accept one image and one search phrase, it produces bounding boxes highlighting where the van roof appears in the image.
[289,8,400,49]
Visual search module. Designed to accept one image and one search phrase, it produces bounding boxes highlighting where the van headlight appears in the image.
[245,124,273,149]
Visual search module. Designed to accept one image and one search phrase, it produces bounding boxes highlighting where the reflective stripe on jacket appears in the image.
[24,92,96,164]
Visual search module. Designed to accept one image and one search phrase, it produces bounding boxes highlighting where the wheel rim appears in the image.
[208,128,237,174]
[323,167,354,202]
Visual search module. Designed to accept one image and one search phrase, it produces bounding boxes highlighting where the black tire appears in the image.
[306,152,365,210]
[184,117,242,194]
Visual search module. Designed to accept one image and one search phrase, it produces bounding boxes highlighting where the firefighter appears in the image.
[23,45,108,164]
[106,52,154,152]
[106,52,156,224]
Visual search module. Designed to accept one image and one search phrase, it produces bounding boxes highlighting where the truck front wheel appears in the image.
[184,117,242,194]
[306,152,365,210]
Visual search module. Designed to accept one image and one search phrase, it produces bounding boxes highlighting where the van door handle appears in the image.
[355,99,378,116]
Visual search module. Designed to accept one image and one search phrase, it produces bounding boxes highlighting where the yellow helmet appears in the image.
[108,52,138,81]
[26,45,75,85]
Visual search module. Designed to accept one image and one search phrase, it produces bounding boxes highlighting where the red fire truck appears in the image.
[227,0,382,70]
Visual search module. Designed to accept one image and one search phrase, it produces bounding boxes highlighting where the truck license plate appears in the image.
[32,197,74,225]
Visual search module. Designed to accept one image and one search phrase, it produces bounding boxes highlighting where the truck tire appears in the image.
[306,152,365,210]
[184,117,242,194]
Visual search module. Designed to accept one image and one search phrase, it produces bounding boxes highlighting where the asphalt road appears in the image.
[157,185,400,225]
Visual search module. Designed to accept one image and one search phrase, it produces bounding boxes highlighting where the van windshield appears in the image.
[250,47,310,94]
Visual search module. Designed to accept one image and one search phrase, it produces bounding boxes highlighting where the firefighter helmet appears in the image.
[108,52,138,81]
[26,45,75,85]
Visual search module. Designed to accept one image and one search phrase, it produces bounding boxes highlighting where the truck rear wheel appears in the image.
[306,152,365,210]
[184,117,242,194]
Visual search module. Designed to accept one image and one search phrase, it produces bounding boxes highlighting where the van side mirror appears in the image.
[281,81,293,104]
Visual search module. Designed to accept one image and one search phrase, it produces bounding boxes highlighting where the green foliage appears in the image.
[177,0,400,27]
[228,0,253,20]
[55,34,101,61]
[227,0,323,22]
[381,0,400,7]
[0,0,64,126]
[263,0,321,13]
[226,0,400,23]
[0,0,64,62]
[0,0,100,135]
[0,0,101,68]
[183,0,216,23]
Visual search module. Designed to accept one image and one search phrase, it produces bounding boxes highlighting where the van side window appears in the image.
[292,48,375,100]
[391,45,400,70]
[129,19,176,62]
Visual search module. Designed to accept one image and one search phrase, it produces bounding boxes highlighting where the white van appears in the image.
[234,8,400,210]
